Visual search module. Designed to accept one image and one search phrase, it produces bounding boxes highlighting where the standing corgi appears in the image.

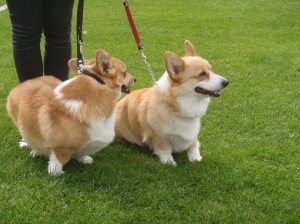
[7,49,135,175]
[115,41,228,165]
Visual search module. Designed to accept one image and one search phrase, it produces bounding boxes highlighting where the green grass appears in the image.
[0,0,299,223]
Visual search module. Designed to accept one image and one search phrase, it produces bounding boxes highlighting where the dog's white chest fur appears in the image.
[79,113,116,156]
[166,116,200,152]
[155,73,211,152]
[169,96,210,152]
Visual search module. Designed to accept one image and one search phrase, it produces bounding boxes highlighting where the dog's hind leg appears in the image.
[187,139,202,162]
[29,149,38,158]
[19,138,29,149]
[18,138,38,158]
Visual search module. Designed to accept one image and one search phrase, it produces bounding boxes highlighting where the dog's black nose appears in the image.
[134,78,137,83]
[222,80,229,87]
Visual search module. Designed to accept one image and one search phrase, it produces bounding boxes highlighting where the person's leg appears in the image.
[6,0,43,83]
[43,0,75,81]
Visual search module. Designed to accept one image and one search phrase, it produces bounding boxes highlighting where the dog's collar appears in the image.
[80,69,105,85]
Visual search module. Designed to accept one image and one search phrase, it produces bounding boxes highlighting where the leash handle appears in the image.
[122,0,143,50]
[77,0,85,73]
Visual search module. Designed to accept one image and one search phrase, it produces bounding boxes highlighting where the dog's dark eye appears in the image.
[199,71,207,77]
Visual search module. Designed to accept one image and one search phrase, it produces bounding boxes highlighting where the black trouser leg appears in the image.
[6,0,75,82]
[6,0,43,83]
[43,0,75,81]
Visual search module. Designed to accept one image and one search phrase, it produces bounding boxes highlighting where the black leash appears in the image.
[76,0,105,85]
[76,0,84,71]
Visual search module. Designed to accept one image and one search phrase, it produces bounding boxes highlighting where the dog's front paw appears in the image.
[162,158,177,166]
[76,155,94,164]
[188,155,202,162]
[187,149,202,162]
[154,149,177,166]
[48,155,64,176]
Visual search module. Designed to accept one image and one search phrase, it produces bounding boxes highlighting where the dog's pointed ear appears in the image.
[184,40,197,56]
[96,49,114,75]
[165,51,184,81]
[68,59,78,75]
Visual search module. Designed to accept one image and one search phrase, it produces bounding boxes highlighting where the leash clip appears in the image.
[122,0,128,7]
[77,59,84,75]
[140,50,157,83]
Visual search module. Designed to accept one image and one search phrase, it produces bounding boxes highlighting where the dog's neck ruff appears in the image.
[80,69,105,85]
[155,72,170,92]
[176,95,210,118]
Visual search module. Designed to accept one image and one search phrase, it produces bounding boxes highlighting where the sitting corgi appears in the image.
[115,40,228,166]
[7,49,135,175]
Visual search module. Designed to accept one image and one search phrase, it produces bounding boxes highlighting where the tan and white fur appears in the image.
[7,49,135,175]
[115,40,229,166]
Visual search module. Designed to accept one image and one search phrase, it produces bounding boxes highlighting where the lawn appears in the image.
[0,0,299,223]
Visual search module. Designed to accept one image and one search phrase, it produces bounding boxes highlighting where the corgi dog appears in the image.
[7,49,135,175]
[115,40,229,166]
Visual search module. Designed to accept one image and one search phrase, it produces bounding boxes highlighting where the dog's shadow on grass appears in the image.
[43,141,239,205]
[20,139,236,188]
[11,140,241,215]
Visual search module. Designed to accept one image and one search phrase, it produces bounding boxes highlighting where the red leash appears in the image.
[122,0,143,50]
[122,0,156,82]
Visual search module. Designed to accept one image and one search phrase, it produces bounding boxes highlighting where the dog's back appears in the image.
[7,76,61,127]
[6,76,70,155]
[115,88,153,146]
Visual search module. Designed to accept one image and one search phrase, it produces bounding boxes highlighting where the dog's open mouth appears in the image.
[121,85,131,94]
[195,87,221,97]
